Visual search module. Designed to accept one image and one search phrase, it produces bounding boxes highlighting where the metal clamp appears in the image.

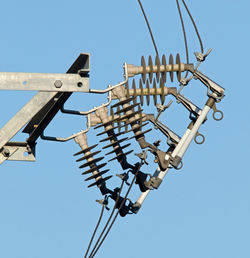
[194,48,212,63]
[96,195,110,211]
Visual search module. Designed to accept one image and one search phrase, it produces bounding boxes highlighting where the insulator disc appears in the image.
[116,109,143,122]
[114,103,139,115]
[81,163,107,175]
[108,150,133,162]
[97,128,115,137]
[79,157,104,169]
[127,115,146,126]
[176,53,181,82]
[106,143,131,156]
[88,175,113,188]
[85,169,110,181]
[153,78,157,105]
[141,56,146,83]
[94,120,113,129]
[155,55,161,83]
[74,144,98,156]
[102,137,128,149]
[160,78,165,104]
[161,54,167,82]
[129,128,152,140]
[169,54,174,82]
[111,97,135,108]
[100,132,124,143]
[76,150,101,162]
[139,79,144,105]
[125,122,149,134]
[148,56,153,83]
[146,79,150,105]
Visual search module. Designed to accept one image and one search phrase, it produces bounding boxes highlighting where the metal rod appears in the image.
[40,114,91,142]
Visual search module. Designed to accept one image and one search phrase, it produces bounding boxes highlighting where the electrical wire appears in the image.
[176,0,189,79]
[88,179,126,258]
[181,0,204,54]
[138,0,159,57]
[90,162,143,258]
[84,205,105,258]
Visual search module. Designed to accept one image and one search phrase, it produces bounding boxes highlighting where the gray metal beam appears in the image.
[0,72,89,92]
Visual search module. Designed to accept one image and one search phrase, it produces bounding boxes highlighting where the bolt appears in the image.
[2,147,10,157]
[54,80,63,88]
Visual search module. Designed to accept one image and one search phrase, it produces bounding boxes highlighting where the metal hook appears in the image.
[194,132,205,145]
[175,160,183,170]
[212,103,224,121]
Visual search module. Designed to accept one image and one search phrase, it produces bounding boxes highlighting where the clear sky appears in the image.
[0,1,249,258]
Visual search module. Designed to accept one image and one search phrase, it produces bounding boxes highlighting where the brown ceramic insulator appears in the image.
[155,55,161,83]
[76,150,101,162]
[141,56,146,83]
[161,54,167,82]
[102,137,128,150]
[79,157,104,169]
[85,170,110,181]
[88,175,113,188]
[105,143,131,156]
[73,144,98,156]
[81,163,107,175]
[169,54,174,82]
[108,150,133,162]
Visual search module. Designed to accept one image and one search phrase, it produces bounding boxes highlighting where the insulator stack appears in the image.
[127,54,193,83]
[111,97,151,140]
[94,110,133,167]
[124,78,177,106]
[74,141,112,188]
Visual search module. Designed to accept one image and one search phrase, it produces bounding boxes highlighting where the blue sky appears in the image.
[0,1,249,258]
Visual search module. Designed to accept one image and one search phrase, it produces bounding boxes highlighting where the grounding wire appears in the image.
[88,179,126,258]
[90,162,143,258]
[84,205,105,258]
[138,0,159,57]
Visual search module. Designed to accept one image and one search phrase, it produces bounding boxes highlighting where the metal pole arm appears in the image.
[0,72,89,92]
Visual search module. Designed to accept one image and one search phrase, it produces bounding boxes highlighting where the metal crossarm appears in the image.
[0,53,90,163]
